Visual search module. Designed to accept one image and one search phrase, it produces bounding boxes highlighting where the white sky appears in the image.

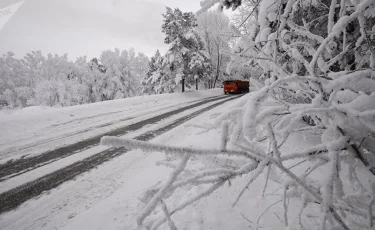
[0,0,203,60]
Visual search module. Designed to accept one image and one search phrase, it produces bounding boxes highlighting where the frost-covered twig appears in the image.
[321,148,339,230]
[327,0,338,34]
[151,180,226,230]
[327,43,353,68]
[288,160,307,170]
[267,123,281,162]
[241,213,255,230]
[256,200,282,229]
[236,143,350,229]
[283,185,289,227]
[337,127,375,176]
[160,200,177,230]
[233,160,269,207]
[280,137,348,161]
[262,165,272,197]
[221,121,230,151]
[101,136,257,160]
[236,0,262,30]
[137,154,190,226]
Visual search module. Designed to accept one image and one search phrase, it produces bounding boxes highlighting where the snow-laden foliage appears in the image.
[102,0,375,229]
[143,7,213,94]
[0,48,149,108]
[142,50,164,95]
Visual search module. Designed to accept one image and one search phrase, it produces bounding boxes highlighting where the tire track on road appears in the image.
[0,95,241,214]
[0,96,220,158]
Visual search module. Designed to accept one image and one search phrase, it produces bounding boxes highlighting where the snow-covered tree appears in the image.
[98,48,140,100]
[102,0,375,229]
[129,49,150,93]
[197,10,232,88]
[143,7,213,94]
[142,50,164,95]
[0,52,34,108]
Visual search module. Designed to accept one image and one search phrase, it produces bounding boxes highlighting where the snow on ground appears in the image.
[0,90,333,230]
[0,91,320,230]
[0,89,232,230]
[0,89,222,163]
[0,94,230,193]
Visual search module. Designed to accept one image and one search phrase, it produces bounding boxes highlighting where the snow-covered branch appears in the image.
[100,136,257,160]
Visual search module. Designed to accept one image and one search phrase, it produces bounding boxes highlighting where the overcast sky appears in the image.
[0,0,203,60]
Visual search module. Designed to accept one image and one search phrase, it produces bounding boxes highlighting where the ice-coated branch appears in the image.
[160,200,177,230]
[283,185,289,227]
[169,167,237,190]
[280,137,348,161]
[233,159,269,207]
[142,168,236,202]
[321,148,340,229]
[324,69,375,93]
[337,127,375,176]
[255,106,289,124]
[287,20,325,43]
[279,0,297,32]
[267,123,281,162]
[100,136,257,160]
[221,121,230,151]
[310,0,375,69]
[242,75,321,140]
[236,143,350,229]
[151,180,226,230]
[256,200,282,228]
[327,0,338,34]
[136,154,190,226]
[262,164,272,197]
[355,5,367,48]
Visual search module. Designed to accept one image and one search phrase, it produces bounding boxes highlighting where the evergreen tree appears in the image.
[162,7,212,92]
[142,50,164,95]
[143,7,212,94]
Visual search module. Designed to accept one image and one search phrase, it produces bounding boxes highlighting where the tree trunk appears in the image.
[182,78,185,92]
[196,78,198,90]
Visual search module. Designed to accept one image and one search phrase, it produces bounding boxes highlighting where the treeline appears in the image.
[0,48,149,108]
[1,7,235,109]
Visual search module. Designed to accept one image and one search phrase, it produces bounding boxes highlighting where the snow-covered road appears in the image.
[0,90,226,163]
[0,89,247,229]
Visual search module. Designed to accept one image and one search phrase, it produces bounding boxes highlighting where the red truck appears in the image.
[223,80,249,94]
